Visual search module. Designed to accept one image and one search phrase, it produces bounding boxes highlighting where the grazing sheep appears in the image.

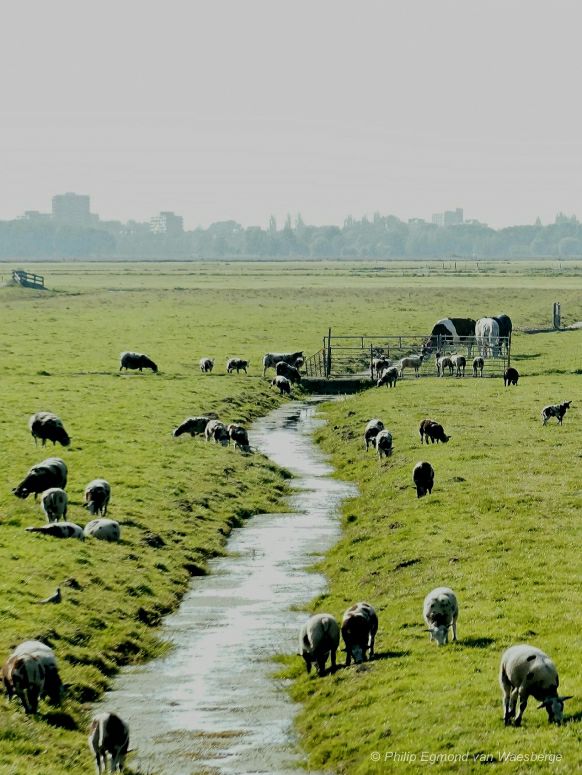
[541,401,571,426]
[199,357,214,373]
[204,419,230,445]
[472,356,484,377]
[227,424,251,452]
[8,640,63,707]
[504,367,519,386]
[499,645,571,726]
[423,587,458,646]
[26,522,84,540]
[413,461,434,498]
[29,412,70,447]
[436,355,453,377]
[451,354,466,377]
[376,366,398,388]
[88,711,130,774]
[84,518,121,542]
[372,357,391,379]
[299,613,340,677]
[364,419,384,451]
[375,429,393,459]
[419,419,451,444]
[84,479,111,516]
[398,354,424,378]
[1,653,45,714]
[173,414,218,438]
[341,602,378,666]
[275,361,301,384]
[13,458,67,500]
[262,351,303,376]
[119,351,158,373]
[271,375,291,395]
[40,488,68,522]
[226,358,249,374]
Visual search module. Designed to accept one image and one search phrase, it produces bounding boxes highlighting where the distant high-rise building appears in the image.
[432,208,464,227]
[52,193,96,226]
[149,211,184,236]
[19,210,52,223]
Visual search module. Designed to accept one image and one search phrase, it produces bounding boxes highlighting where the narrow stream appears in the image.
[97,398,356,775]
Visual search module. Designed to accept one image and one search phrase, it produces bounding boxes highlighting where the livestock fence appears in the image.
[303,328,511,379]
[12,269,45,290]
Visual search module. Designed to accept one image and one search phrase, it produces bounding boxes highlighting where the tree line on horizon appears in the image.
[1,211,581,260]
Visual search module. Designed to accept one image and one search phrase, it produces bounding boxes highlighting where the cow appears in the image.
[119,352,158,373]
[475,317,501,357]
[29,412,70,447]
[424,318,476,354]
[13,458,67,500]
[262,351,303,376]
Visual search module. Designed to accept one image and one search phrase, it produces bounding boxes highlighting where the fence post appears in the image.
[370,344,374,380]
[326,327,332,378]
[553,302,561,329]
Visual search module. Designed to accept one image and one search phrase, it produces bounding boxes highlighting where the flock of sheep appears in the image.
[297,356,574,733]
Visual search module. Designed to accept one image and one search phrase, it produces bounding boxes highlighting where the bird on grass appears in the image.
[36,588,62,604]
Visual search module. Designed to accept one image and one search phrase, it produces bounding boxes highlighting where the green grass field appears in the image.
[0,260,581,774]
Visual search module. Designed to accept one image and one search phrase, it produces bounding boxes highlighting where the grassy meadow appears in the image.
[0,259,581,774]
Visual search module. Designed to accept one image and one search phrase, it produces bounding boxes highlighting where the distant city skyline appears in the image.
[3,2,582,231]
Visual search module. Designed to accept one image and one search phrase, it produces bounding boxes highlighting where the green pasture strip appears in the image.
[287,365,582,774]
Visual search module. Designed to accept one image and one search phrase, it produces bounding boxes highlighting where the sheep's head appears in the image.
[429,625,449,646]
[538,695,572,724]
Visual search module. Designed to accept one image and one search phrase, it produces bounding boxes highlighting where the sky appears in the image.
[2,0,582,230]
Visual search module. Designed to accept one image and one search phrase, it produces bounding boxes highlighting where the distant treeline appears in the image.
[2,212,582,260]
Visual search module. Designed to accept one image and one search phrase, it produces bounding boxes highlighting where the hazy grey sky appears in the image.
[3,0,582,229]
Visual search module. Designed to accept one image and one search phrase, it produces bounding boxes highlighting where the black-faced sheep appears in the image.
[227,424,251,452]
[504,367,519,386]
[299,613,340,677]
[419,419,451,444]
[423,587,458,645]
[119,351,158,373]
[199,357,214,373]
[13,458,67,500]
[499,645,571,726]
[204,419,230,445]
[84,479,111,516]
[226,358,249,374]
[29,412,70,447]
[341,602,378,666]
[376,366,398,388]
[413,461,434,498]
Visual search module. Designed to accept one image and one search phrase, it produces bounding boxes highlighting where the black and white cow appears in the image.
[424,318,476,354]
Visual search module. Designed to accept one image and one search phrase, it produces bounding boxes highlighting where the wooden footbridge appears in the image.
[301,328,511,392]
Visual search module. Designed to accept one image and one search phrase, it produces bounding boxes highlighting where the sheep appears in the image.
[29,412,70,447]
[84,518,121,542]
[372,357,391,379]
[84,479,111,516]
[88,711,130,774]
[341,602,378,666]
[419,419,451,444]
[299,613,340,677]
[375,429,393,459]
[204,419,230,445]
[376,366,398,388]
[436,355,453,377]
[398,354,424,378]
[1,652,45,714]
[451,354,466,377]
[499,645,572,726]
[226,358,249,374]
[541,401,571,426]
[26,521,85,540]
[262,351,303,376]
[119,351,158,373]
[364,419,384,451]
[294,356,305,370]
[271,375,291,395]
[13,457,67,500]
[423,587,458,646]
[173,414,218,438]
[227,424,251,452]
[413,461,434,498]
[504,367,519,386]
[275,361,301,384]
[8,640,63,707]
[472,356,484,377]
[40,487,68,522]
[199,357,214,373]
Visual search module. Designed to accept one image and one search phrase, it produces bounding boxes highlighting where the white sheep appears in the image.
[299,613,340,677]
[84,518,121,542]
[499,645,572,726]
[398,354,424,378]
[40,488,68,522]
[423,587,458,645]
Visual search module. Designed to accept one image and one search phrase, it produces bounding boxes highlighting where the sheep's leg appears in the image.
[514,688,529,726]
[345,647,352,667]
[330,648,337,673]
[316,655,327,677]
[303,656,312,675]
[369,632,375,658]
[452,617,458,641]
